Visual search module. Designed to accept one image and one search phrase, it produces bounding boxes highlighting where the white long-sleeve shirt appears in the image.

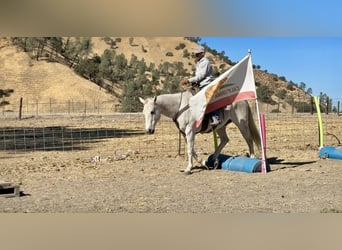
[188,56,213,88]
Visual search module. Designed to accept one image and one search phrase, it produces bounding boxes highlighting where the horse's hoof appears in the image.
[184,170,192,175]
[201,160,210,170]
[213,160,219,169]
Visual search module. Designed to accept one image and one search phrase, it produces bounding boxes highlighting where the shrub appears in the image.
[286,83,294,91]
[279,76,287,81]
[256,85,273,103]
[183,49,190,58]
[175,43,186,50]
[276,89,287,99]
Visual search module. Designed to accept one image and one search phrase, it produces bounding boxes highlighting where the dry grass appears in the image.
[0,113,341,213]
[1,37,310,116]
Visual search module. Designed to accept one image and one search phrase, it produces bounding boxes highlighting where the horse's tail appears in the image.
[248,105,261,149]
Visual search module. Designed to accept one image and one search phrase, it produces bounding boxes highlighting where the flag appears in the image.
[189,53,257,128]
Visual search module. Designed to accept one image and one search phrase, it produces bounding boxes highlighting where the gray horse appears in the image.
[139,90,261,175]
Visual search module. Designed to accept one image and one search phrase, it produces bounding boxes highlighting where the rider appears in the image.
[180,45,220,126]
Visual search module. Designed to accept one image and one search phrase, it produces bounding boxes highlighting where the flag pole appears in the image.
[249,49,267,173]
[314,96,324,148]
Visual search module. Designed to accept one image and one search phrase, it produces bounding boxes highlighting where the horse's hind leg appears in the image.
[237,118,255,158]
[210,126,229,169]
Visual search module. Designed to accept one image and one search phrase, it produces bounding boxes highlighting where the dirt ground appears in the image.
[0,114,342,213]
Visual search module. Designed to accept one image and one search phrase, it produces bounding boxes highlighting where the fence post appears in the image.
[36,97,39,116]
[84,101,87,117]
[338,101,340,116]
[18,97,23,120]
[310,97,314,115]
[326,96,329,115]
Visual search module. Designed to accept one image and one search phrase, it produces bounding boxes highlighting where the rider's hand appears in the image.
[180,78,189,86]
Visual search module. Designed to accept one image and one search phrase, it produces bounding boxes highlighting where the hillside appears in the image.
[0,37,312,114]
[91,37,229,72]
[0,38,116,113]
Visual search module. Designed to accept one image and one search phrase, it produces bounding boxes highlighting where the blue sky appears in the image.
[196,0,342,104]
[200,37,342,102]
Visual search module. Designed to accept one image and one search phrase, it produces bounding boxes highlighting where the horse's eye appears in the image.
[151,111,155,115]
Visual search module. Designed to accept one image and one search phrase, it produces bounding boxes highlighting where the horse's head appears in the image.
[139,96,161,134]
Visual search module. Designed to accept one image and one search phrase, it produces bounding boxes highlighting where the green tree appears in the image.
[183,49,190,58]
[256,85,273,103]
[286,83,294,91]
[279,76,287,81]
[174,61,186,76]
[151,68,160,83]
[299,82,306,91]
[122,68,136,82]
[12,37,43,59]
[137,59,147,75]
[129,54,139,68]
[138,74,153,96]
[162,75,180,94]
[74,55,101,83]
[148,62,155,72]
[294,101,312,113]
[111,53,128,82]
[63,37,92,68]
[49,37,63,58]
[276,89,287,99]
[184,37,201,43]
[99,49,114,79]
[121,79,143,112]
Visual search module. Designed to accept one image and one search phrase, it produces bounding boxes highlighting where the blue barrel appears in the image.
[222,156,262,173]
[319,146,342,160]
[206,154,231,168]
[206,154,269,173]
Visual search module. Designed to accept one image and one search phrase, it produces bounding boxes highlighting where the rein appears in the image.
[172,91,190,136]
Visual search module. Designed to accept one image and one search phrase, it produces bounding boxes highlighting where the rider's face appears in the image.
[195,52,204,62]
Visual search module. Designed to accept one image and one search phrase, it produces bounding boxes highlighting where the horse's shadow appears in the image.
[179,165,208,174]
[186,156,317,174]
[266,157,317,171]
[190,165,209,173]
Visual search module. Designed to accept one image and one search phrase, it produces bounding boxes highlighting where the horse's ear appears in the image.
[138,97,146,104]
[153,96,157,103]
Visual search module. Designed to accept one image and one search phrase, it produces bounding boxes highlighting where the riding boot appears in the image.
[210,110,220,126]
[210,115,220,126]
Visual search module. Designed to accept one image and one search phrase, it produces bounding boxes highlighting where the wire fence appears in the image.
[2,98,121,117]
[2,96,342,117]
[0,98,341,159]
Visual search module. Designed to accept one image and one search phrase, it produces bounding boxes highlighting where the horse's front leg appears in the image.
[211,127,229,169]
[191,148,204,165]
[184,126,195,175]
